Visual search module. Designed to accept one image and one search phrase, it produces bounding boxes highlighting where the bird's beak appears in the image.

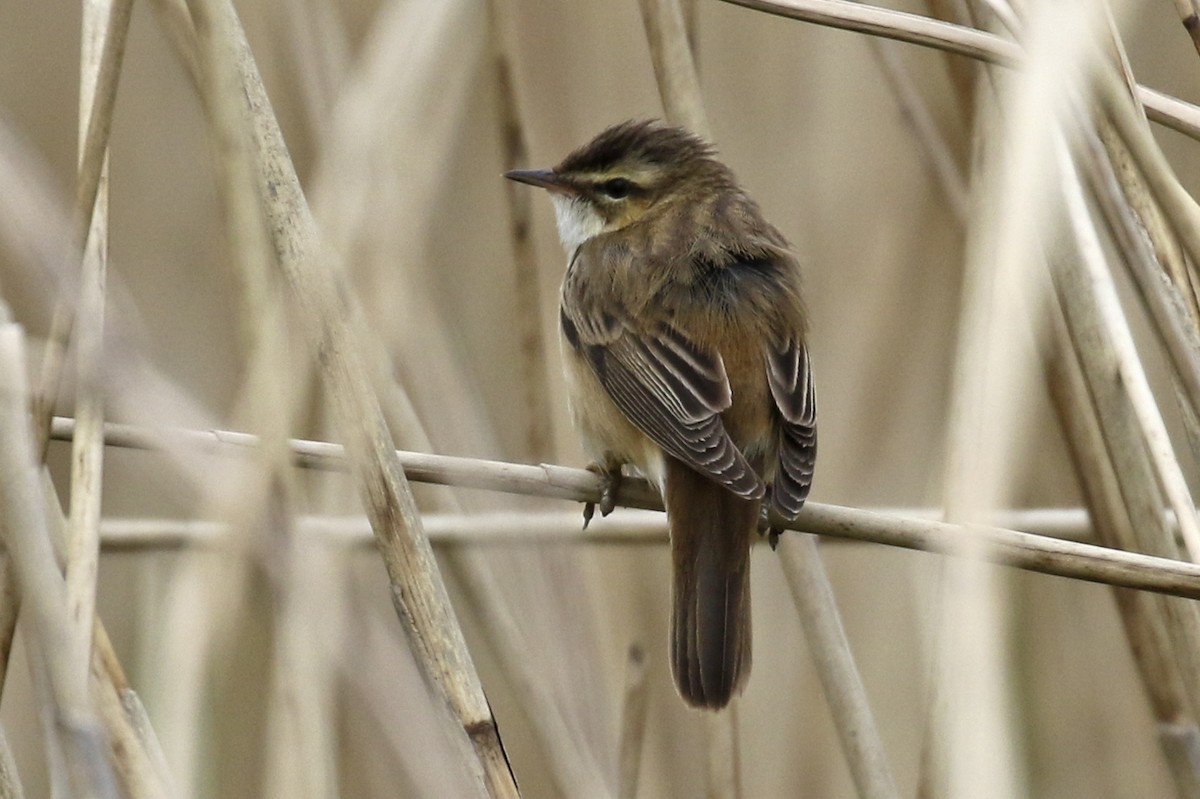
[503,168,575,194]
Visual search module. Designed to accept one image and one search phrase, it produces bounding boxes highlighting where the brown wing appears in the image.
[766,336,817,518]
[561,306,765,500]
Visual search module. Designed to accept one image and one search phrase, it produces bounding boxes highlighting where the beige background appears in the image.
[2,0,1200,796]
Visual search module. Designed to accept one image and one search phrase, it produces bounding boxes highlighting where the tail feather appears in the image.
[666,456,756,709]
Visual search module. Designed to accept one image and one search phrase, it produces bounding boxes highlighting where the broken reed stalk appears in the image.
[715,0,1200,140]
[779,535,900,799]
[190,2,517,795]
[65,0,113,698]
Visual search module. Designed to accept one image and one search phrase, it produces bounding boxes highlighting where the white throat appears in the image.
[549,195,605,256]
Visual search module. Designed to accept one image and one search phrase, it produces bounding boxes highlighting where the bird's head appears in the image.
[505,120,726,254]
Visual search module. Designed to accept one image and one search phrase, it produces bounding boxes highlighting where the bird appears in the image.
[505,120,816,710]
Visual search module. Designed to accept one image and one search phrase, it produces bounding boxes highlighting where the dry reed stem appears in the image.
[489,0,555,461]
[285,1,612,773]
[20,641,69,796]
[778,535,900,799]
[31,0,132,461]
[91,506,1107,550]
[41,469,176,799]
[263,532,339,799]
[1098,69,1200,304]
[0,727,25,799]
[186,0,339,792]
[89,650,174,799]
[1046,313,1200,795]
[1086,100,1200,477]
[1169,0,1200,58]
[638,0,711,136]
[48,416,1200,595]
[65,0,114,698]
[291,18,614,770]
[197,2,516,794]
[300,81,591,788]
[0,325,114,797]
[616,645,649,799]
[1097,15,1200,324]
[361,422,612,794]
[1081,128,1200,424]
[716,0,1200,140]
[115,686,174,798]
[933,0,1117,789]
[1056,136,1200,563]
[723,0,1021,65]
[1051,161,1200,723]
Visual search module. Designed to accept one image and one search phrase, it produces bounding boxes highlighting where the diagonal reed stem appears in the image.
[779,535,900,799]
[183,1,518,794]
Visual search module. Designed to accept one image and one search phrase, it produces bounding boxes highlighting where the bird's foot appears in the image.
[757,490,784,550]
[583,461,623,529]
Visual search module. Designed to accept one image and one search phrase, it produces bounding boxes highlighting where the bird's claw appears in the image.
[757,494,783,550]
[583,461,622,529]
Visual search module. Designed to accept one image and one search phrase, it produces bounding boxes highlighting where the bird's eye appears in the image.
[599,177,634,199]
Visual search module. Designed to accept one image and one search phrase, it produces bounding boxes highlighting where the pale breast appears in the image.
[559,325,666,492]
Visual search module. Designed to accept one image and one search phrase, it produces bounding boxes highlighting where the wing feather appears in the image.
[766,339,817,517]
[564,305,764,500]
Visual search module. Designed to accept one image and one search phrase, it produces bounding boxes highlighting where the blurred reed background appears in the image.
[2,0,1200,797]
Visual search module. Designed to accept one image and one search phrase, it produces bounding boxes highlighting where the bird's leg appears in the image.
[583,458,624,529]
[757,486,784,550]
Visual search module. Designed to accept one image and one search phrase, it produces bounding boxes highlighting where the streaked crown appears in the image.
[505,120,734,253]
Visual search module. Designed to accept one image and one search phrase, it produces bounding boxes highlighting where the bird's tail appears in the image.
[665,455,756,710]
